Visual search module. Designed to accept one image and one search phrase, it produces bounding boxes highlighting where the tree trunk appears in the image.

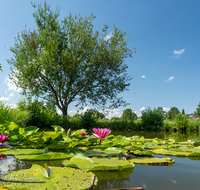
[62,105,68,129]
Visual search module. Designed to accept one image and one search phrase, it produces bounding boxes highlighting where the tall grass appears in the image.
[0,101,32,127]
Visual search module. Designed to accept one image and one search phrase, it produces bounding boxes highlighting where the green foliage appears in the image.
[8,1,134,117]
[0,63,2,71]
[196,102,200,116]
[141,107,164,131]
[80,111,97,129]
[174,113,189,131]
[165,107,180,120]
[121,108,137,120]
[17,97,61,128]
[0,101,31,127]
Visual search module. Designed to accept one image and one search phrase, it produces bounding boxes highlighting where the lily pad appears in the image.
[62,153,134,171]
[0,164,97,190]
[84,148,122,157]
[15,152,74,160]
[0,149,44,156]
[129,156,175,165]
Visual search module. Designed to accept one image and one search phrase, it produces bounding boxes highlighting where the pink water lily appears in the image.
[0,155,6,161]
[80,132,88,136]
[0,134,9,143]
[93,128,111,139]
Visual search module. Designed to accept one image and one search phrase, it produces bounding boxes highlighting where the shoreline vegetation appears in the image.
[0,100,200,132]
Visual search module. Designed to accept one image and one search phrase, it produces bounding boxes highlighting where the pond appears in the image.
[1,131,200,190]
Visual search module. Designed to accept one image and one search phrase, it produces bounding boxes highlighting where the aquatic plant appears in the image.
[79,132,87,136]
[93,128,111,145]
[0,133,9,143]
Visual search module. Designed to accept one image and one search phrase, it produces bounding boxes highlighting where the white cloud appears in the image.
[106,108,121,119]
[134,111,142,117]
[5,76,22,92]
[163,107,170,112]
[9,103,17,109]
[78,106,91,114]
[9,93,14,97]
[104,32,113,41]
[165,76,174,82]
[5,91,7,94]
[139,107,145,111]
[0,97,9,102]
[141,75,146,78]
[173,49,185,58]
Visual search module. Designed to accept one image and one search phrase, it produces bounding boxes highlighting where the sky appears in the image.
[1,0,200,118]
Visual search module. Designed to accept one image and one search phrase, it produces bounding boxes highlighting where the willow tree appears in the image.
[8,1,134,116]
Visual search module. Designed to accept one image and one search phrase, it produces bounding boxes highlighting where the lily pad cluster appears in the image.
[3,122,200,189]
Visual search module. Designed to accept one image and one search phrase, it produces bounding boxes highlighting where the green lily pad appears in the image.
[0,149,44,156]
[62,153,134,171]
[84,148,122,157]
[0,164,97,190]
[15,152,74,160]
[129,156,175,165]
[93,168,134,179]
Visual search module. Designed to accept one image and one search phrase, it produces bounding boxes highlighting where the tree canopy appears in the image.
[196,103,200,116]
[165,107,180,120]
[8,1,134,116]
[120,108,137,120]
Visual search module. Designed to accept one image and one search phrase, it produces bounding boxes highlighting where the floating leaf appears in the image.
[15,152,74,160]
[62,153,134,171]
[0,164,97,190]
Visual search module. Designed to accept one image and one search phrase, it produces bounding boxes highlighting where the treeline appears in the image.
[0,99,200,132]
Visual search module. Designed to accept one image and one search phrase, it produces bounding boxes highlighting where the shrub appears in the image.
[80,111,96,129]
[141,107,164,131]
[174,113,188,131]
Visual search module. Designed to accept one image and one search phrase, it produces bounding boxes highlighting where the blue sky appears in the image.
[1,0,200,118]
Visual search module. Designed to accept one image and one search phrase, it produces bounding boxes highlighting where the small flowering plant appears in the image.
[0,154,6,161]
[92,128,111,145]
[0,133,10,148]
[80,132,88,137]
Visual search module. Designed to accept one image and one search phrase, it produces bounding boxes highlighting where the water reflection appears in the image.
[0,156,32,177]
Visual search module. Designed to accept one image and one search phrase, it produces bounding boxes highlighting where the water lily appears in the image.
[93,128,111,145]
[0,134,10,148]
[80,132,88,136]
[0,134,9,144]
[0,154,6,161]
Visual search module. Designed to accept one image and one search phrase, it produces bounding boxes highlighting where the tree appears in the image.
[141,107,164,131]
[120,108,137,120]
[86,109,105,119]
[181,109,185,115]
[196,103,200,116]
[0,64,2,71]
[8,1,134,118]
[165,107,180,120]
[157,107,166,118]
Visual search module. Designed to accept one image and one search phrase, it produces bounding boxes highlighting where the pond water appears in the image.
[1,131,200,190]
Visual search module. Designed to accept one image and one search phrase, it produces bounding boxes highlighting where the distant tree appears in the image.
[80,110,96,129]
[165,107,180,120]
[141,107,164,131]
[8,1,134,119]
[181,109,185,115]
[0,64,2,71]
[196,103,200,116]
[194,111,197,116]
[121,108,138,120]
[86,109,105,119]
[111,117,120,121]
[157,107,166,117]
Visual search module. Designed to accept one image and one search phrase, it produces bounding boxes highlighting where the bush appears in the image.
[141,107,164,131]
[80,111,96,129]
[0,101,31,127]
[174,113,189,131]
[17,98,61,128]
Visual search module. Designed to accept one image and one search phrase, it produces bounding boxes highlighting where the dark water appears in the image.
[1,131,200,190]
